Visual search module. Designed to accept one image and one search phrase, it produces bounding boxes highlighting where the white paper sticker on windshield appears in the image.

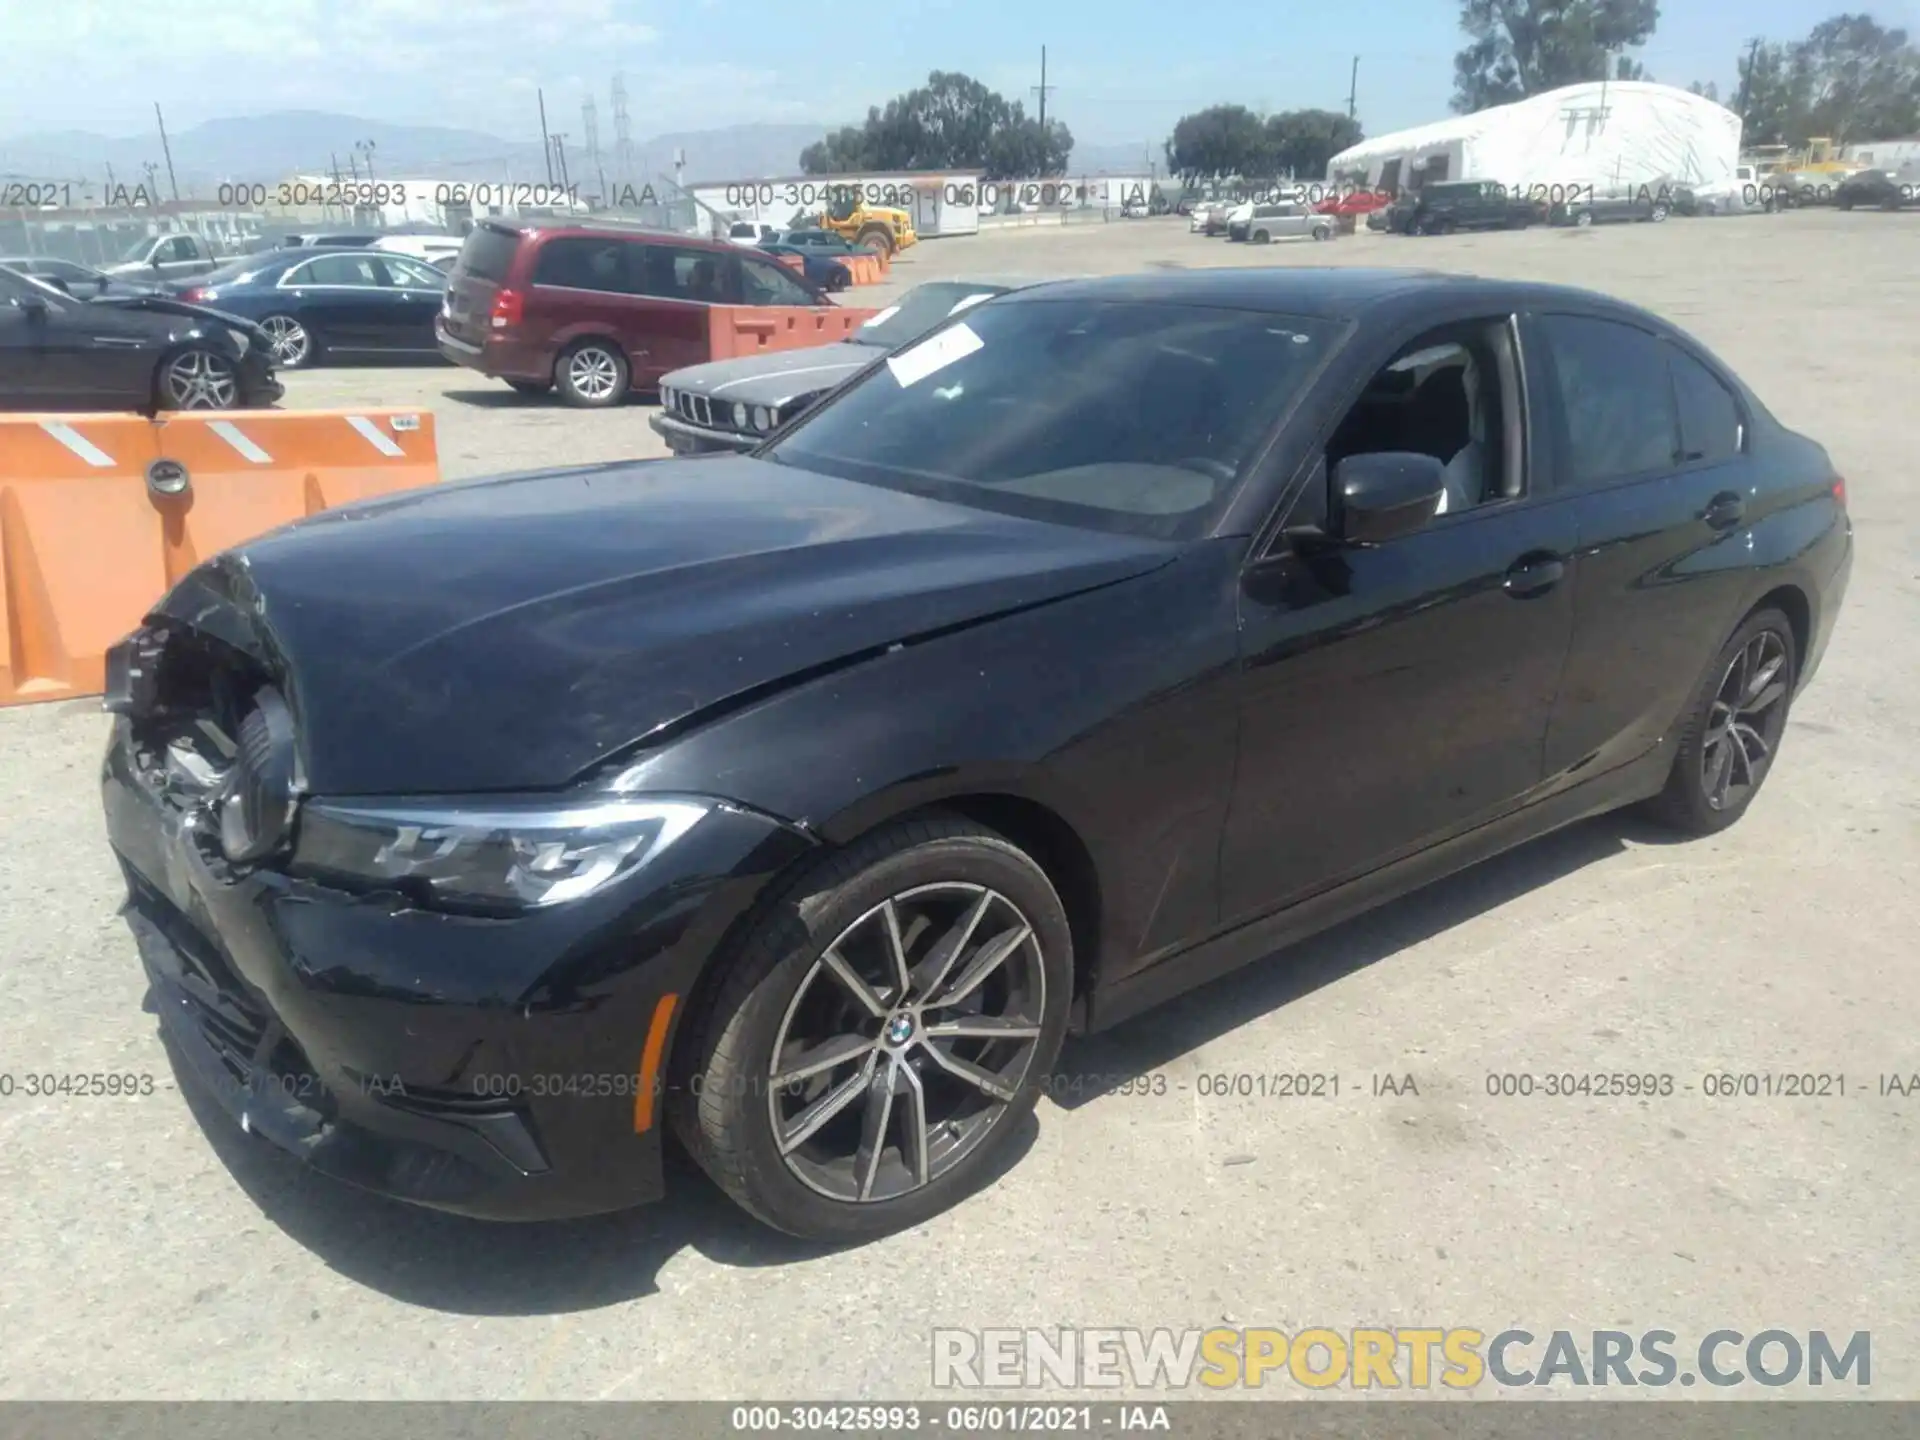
[886,321,984,388]
[946,291,997,316]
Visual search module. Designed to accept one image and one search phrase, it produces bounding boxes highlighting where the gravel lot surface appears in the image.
[1,210,1914,1400]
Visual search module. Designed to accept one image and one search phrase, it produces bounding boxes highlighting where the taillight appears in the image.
[1832,476,1847,508]
[490,288,523,329]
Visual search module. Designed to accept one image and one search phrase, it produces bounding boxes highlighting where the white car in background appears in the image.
[726,221,779,247]
[371,234,466,269]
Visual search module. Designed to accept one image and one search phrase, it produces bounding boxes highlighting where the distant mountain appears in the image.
[0,111,829,196]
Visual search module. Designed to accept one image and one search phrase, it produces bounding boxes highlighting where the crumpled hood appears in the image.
[158,455,1176,795]
[91,294,266,340]
[663,342,878,407]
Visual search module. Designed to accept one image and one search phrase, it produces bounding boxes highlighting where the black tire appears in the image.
[554,338,629,408]
[1643,607,1798,836]
[669,814,1074,1242]
[1251,229,1270,244]
[855,225,894,256]
[826,268,851,293]
[507,378,551,395]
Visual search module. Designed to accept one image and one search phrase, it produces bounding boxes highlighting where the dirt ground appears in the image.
[1,208,1915,1400]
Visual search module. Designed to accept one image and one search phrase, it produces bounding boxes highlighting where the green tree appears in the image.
[1263,109,1366,178]
[1733,39,1810,146]
[1796,13,1920,142]
[1687,79,1720,102]
[1451,0,1662,112]
[1162,105,1268,183]
[797,72,1072,178]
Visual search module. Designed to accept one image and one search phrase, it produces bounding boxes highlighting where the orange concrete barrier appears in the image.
[834,254,887,286]
[0,409,440,708]
[705,305,881,362]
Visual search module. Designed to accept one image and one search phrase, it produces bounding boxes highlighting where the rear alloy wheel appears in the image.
[157,347,240,410]
[1575,210,1595,227]
[258,314,314,369]
[1650,204,1670,222]
[555,339,629,407]
[671,816,1072,1241]
[1645,608,1797,835]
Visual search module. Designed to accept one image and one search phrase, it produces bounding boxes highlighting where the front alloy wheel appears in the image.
[768,884,1046,1204]
[159,348,239,409]
[672,816,1072,1241]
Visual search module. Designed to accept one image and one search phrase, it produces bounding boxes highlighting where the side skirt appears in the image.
[1085,741,1673,1034]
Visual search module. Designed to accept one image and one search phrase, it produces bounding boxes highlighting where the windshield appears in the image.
[849,282,1016,348]
[113,235,157,264]
[768,298,1337,539]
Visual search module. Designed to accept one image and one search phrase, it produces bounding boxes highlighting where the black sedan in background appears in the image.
[652,278,1037,453]
[0,264,281,411]
[102,268,1849,1241]
[174,247,449,368]
[0,256,168,300]
[1833,169,1918,210]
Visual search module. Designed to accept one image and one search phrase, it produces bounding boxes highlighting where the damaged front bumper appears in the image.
[102,716,815,1221]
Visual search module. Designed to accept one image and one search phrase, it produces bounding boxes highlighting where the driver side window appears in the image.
[1298,316,1523,531]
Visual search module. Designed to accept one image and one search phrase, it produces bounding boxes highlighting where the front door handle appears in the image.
[1702,490,1746,530]
[1504,553,1566,598]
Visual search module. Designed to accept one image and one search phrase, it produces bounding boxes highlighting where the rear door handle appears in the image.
[1702,491,1746,529]
[1503,553,1566,598]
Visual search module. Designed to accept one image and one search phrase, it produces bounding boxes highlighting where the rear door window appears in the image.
[1537,313,1680,487]
[291,254,383,286]
[631,245,741,303]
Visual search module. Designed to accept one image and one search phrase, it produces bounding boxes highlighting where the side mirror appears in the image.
[1333,451,1446,546]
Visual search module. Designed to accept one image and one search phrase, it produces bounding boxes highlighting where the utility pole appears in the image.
[1347,56,1360,120]
[538,89,554,184]
[1032,46,1055,132]
[154,102,181,201]
[551,134,572,195]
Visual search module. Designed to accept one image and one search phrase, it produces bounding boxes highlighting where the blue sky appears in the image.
[3,0,1914,146]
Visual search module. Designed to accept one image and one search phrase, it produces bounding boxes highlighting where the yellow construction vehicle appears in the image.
[813,190,918,255]
[1752,138,1867,204]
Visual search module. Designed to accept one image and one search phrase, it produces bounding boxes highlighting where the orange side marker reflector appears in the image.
[633,993,679,1133]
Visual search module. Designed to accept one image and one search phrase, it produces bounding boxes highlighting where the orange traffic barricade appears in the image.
[705,305,880,362]
[0,408,440,708]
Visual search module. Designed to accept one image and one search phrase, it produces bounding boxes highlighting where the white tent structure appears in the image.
[1327,81,1743,197]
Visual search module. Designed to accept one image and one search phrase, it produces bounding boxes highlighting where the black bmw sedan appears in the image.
[173,246,449,369]
[101,268,1852,1240]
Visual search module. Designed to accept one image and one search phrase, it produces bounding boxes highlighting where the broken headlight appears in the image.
[290,796,711,910]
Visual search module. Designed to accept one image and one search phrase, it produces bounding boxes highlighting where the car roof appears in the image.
[991,267,1625,322]
[483,219,740,255]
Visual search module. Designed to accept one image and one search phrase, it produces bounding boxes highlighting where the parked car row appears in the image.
[437,219,844,407]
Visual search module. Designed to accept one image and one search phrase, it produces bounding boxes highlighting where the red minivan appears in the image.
[436,221,835,407]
